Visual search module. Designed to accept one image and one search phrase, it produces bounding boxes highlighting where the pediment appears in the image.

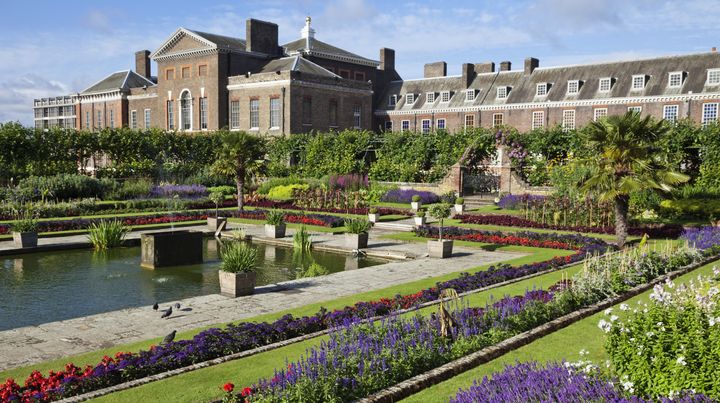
[151,28,216,60]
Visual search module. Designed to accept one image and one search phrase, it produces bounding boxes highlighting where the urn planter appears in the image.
[368,213,379,223]
[411,201,422,211]
[207,217,227,232]
[414,216,426,226]
[12,232,38,248]
[219,271,256,297]
[454,204,465,214]
[428,239,454,258]
[264,223,286,238]
[345,233,369,249]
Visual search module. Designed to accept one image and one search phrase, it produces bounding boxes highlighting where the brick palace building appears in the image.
[33,17,720,133]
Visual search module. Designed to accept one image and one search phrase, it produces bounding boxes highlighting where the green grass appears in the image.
[401,260,720,403]
[88,251,581,403]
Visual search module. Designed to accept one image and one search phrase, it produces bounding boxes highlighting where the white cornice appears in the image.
[127,93,159,100]
[286,49,379,67]
[227,80,291,90]
[292,80,373,95]
[375,92,720,116]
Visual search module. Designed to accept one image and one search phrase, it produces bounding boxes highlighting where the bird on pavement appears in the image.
[174,302,181,309]
[152,302,159,311]
[160,306,172,319]
[161,330,176,345]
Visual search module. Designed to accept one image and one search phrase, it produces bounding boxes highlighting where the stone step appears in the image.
[372,221,416,231]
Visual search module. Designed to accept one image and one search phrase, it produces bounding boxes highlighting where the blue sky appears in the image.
[1,0,718,124]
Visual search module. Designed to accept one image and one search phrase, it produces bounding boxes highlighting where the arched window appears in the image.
[180,90,192,130]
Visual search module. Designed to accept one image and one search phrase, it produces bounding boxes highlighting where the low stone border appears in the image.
[55,250,592,401]
[358,254,720,403]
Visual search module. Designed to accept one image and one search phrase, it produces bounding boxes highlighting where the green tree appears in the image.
[211,131,266,211]
[576,112,688,247]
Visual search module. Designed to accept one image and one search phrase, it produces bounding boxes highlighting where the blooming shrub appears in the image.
[497,193,545,210]
[328,174,368,191]
[415,226,606,251]
[266,184,309,200]
[456,214,685,238]
[450,361,712,403]
[149,184,208,199]
[380,189,440,204]
[603,270,720,398]
[681,226,720,250]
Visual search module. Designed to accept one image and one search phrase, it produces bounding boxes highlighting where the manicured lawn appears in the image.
[0,244,567,384]
[401,260,719,403]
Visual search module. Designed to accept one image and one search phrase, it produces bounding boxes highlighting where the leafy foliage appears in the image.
[220,242,258,273]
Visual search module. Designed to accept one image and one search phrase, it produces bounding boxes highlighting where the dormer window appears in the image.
[426,92,435,103]
[567,80,580,94]
[668,72,684,88]
[465,89,476,102]
[388,95,397,107]
[497,86,509,99]
[406,93,415,105]
[632,75,647,90]
[536,83,548,96]
[440,91,450,102]
[599,77,612,92]
[706,69,720,85]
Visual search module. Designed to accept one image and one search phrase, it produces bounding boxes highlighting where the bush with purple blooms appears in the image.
[149,184,209,199]
[497,193,545,210]
[328,174,368,191]
[450,362,713,403]
[380,189,440,204]
[681,226,720,250]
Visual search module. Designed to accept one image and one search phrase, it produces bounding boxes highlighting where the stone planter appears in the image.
[368,213,379,223]
[428,239,454,258]
[219,271,256,297]
[414,216,426,226]
[345,232,369,249]
[454,204,465,214]
[12,232,38,248]
[207,217,227,232]
[264,223,286,238]
[411,201,422,211]
[140,230,203,269]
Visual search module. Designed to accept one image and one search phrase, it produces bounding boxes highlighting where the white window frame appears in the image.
[465,89,475,102]
[249,99,259,130]
[401,120,410,131]
[663,105,679,122]
[632,74,646,90]
[388,95,396,107]
[130,110,137,129]
[436,118,446,130]
[627,106,642,114]
[179,90,192,131]
[668,71,684,88]
[464,114,475,129]
[109,109,114,128]
[702,103,718,126]
[536,83,548,96]
[144,109,151,129]
[492,113,504,126]
[353,104,362,129]
[567,80,580,94]
[199,97,208,130]
[593,108,608,121]
[426,92,435,104]
[269,98,280,129]
[406,93,415,105]
[562,109,575,131]
[496,86,508,99]
[421,119,431,134]
[599,77,612,92]
[707,69,720,85]
[531,111,544,130]
[440,91,450,103]
[230,100,240,130]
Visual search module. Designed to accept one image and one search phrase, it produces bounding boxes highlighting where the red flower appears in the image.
[241,387,253,397]
[223,382,234,392]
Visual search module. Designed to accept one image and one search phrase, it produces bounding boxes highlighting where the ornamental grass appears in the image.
[86,220,129,250]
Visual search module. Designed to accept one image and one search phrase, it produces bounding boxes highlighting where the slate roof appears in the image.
[187,30,247,52]
[283,37,379,66]
[81,70,156,94]
[255,56,339,78]
[379,52,720,110]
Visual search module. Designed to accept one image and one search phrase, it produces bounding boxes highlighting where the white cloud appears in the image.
[0,75,69,124]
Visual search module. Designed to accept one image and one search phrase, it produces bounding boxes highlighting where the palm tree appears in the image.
[577,112,688,248]
[211,131,266,211]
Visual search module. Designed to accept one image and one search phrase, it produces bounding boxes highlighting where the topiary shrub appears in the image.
[267,184,309,200]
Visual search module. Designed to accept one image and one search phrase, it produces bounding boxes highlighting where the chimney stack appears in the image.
[461,63,475,88]
[424,61,447,78]
[499,61,512,71]
[135,50,151,79]
[712,47,718,53]
[524,57,539,75]
[246,18,280,55]
[380,48,395,71]
[474,62,495,74]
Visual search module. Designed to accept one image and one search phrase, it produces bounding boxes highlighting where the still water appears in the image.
[0,239,384,330]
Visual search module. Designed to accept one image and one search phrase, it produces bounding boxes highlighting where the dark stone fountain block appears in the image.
[141,230,203,269]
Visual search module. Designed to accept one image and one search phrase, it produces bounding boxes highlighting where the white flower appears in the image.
[610,315,619,322]
[598,319,612,333]
[676,356,687,366]
[710,317,717,327]
[604,308,613,315]
[646,331,655,338]
[619,303,629,311]
[579,349,589,356]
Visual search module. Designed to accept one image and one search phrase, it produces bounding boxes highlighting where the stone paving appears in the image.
[0,222,525,371]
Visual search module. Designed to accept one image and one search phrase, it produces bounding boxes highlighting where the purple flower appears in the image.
[380,189,440,204]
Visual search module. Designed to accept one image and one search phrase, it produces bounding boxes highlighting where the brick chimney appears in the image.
[461,63,475,88]
[524,57,539,75]
[246,18,279,55]
[424,61,447,78]
[380,48,395,71]
[135,50,151,79]
[474,62,495,74]
[499,61,512,71]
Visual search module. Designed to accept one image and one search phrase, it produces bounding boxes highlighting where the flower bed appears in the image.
[148,184,208,199]
[0,231,612,401]
[415,225,605,250]
[681,226,720,250]
[456,214,685,239]
[380,189,440,204]
[450,362,711,402]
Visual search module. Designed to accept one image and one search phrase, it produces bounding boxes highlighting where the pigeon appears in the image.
[160,306,172,319]
[174,303,181,309]
[161,330,176,345]
[152,302,159,311]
